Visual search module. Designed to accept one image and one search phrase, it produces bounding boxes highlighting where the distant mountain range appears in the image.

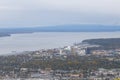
[0,24,120,37]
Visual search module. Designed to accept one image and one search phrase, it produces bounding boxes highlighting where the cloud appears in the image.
[0,0,120,27]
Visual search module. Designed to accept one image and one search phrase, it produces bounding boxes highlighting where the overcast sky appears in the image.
[0,0,120,28]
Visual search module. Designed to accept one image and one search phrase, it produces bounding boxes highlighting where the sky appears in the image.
[0,0,120,28]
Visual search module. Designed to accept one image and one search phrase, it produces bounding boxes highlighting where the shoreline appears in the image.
[0,32,120,56]
[1,31,120,38]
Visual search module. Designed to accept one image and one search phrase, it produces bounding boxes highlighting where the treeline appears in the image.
[21,56,120,70]
[1,55,120,73]
[82,38,120,49]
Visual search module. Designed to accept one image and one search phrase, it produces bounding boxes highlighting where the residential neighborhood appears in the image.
[0,41,120,80]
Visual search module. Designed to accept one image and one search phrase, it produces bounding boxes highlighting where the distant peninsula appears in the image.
[82,38,120,50]
[0,33,11,37]
[0,24,120,37]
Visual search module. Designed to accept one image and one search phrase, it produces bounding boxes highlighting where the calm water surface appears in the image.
[0,32,120,55]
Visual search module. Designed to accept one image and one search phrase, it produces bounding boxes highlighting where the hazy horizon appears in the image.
[0,0,120,28]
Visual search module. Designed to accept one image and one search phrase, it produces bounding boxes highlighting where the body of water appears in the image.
[0,32,120,55]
